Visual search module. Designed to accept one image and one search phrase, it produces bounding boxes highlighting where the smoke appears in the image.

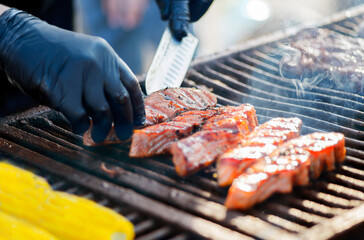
[276,45,305,97]
[279,45,302,67]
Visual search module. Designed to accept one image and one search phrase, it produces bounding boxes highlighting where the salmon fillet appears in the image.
[225,151,312,210]
[170,104,258,176]
[202,104,257,133]
[272,132,346,176]
[217,117,302,186]
[129,109,217,157]
[171,130,245,177]
[225,132,346,210]
[83,88,217,146]
[215,105,258,132]
[144,88,218,125]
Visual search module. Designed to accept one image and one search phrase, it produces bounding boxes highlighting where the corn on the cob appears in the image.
[0,210,58,240]
[0,162,134,240]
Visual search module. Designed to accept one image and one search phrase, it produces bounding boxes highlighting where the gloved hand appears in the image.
[0,9,145,142]
[156,0,214,40]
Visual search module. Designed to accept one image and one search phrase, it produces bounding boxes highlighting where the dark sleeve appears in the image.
[0,0,73,116]
[0,72,38,117]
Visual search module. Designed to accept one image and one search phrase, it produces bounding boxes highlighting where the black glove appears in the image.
[156,0,214,40]
[0,9,145,142]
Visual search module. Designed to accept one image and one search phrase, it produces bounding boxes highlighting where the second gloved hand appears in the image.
[156,0,214,40]
[0,9,145,142]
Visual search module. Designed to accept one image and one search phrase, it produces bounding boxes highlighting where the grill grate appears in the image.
[1,5,364,240]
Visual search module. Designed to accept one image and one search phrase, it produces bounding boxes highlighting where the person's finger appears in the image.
[105,80,134,141]
[170,0,189,41]
[189,0,214,22]
[57,98,90,135]
[84,76,113,143]
[117,58,145,127]
[156,0,171,20]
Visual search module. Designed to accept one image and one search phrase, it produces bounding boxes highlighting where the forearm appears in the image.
[0,4,10,15]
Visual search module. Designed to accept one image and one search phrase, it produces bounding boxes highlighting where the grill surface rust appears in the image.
[1,5,364,240]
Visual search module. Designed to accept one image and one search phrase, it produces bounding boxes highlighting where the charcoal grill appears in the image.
[1,5,364,240]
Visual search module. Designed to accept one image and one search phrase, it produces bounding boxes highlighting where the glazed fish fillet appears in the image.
[170,104,257,176]
[144,87,217,125]
[217,117,302,186]
[276,132,346,177]
[225,151,311,210]
[225,132,346,210]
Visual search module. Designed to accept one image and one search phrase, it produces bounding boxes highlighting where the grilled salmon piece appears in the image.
[171,130,244,176]
[225,132,346,210]
[250,117,302,140]
[129,109,217,157]
[217,117,302,186]
[171,104,258,176]
[258,117,302,130]
[172,109,218,121]
[217,104,258,131]
[225,150,311,210]
[144,88,217,125]
[273,132,346,174]
[202,116,250,134]
[309,132,346,163]
[202,104,257,133]
[268,148,312,186]
[83,88,217,146]
[162,88,218,109]
[217,144,277,187]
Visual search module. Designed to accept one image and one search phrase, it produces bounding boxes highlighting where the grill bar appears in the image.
[277,195,344,217]
[299,204,364,240]
[249,212,308,233]
[296,189,361,209]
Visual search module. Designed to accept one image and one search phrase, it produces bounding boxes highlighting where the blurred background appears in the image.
[74,0,364,75]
